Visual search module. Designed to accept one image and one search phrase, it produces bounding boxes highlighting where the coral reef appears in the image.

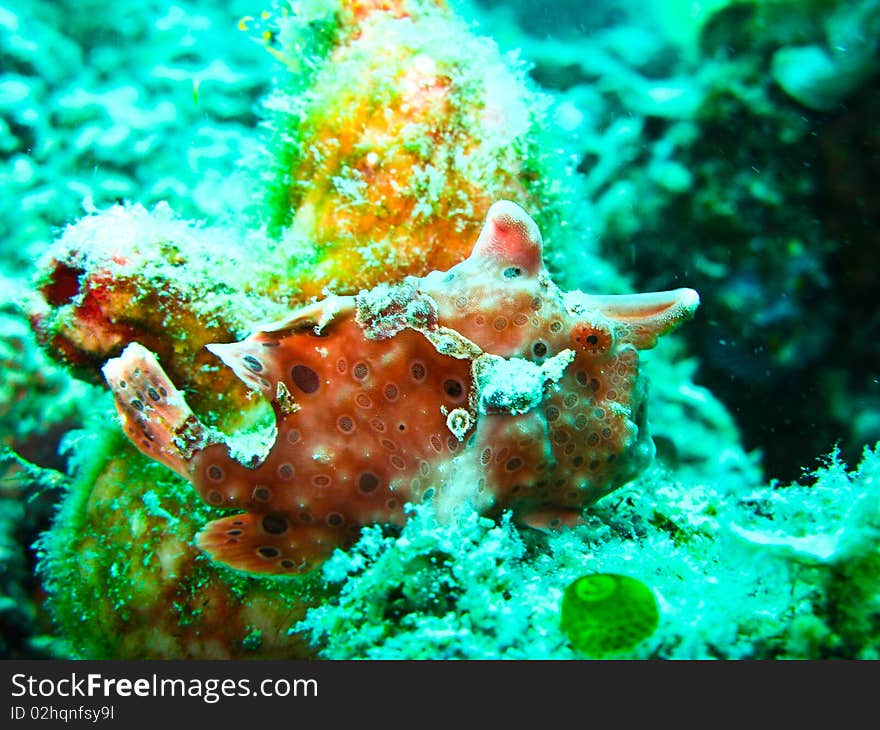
[730,445,880,659]
[297,444,880,659]
[5,0,878,661]
[0,0,269,278]
[1,0,274,658]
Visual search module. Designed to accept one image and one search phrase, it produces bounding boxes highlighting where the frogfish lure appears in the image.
[102,201,699,574]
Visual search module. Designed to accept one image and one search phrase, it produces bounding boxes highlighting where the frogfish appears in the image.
[102,201,699,574]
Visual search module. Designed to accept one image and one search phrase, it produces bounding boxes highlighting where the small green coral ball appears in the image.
[560,573,660,657]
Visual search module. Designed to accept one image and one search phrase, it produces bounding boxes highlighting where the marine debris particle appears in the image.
[473,349,575,416]
[102,201,699,575]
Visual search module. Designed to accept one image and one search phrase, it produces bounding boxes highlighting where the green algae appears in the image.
[260,0,591,294]
[37,422,327,658]
[560,574,659,657]
[260,0,343,235]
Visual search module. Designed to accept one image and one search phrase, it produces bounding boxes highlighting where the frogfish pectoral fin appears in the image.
[196,513,343,575]
[102,342,214,479]
[587,288,700,349]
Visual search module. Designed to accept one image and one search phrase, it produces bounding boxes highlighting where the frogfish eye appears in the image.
[571,322,614,354]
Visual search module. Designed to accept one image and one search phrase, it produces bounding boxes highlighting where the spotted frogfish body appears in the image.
[103,201,699,574]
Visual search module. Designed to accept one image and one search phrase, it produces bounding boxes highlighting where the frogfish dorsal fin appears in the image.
[587,288,700,349]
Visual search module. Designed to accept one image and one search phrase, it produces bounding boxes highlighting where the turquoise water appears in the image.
[2,0,879,659]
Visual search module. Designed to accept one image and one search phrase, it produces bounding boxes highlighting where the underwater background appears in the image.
[1,0,879,659]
